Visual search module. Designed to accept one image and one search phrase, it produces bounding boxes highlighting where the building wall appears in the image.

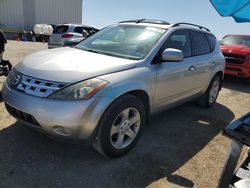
[0,0,25,30]
[35,0,82,25]
[0,0,82,31]
[23,0,36,30]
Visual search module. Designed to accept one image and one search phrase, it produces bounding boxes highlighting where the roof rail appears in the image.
[172,22,210,32]
[119,19,170,25]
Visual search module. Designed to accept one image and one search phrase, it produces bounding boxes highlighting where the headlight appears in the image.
[48,78,108,99]
[7,69,22,89]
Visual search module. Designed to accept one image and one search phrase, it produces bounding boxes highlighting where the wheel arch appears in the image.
[125,90,151,123]
[203,70,224,93]
[103,89,151,123]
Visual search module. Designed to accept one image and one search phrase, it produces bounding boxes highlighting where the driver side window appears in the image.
[165,30,191,57]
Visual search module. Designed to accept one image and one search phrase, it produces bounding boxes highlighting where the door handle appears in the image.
[211,62,216,66]
[188,66,196,71]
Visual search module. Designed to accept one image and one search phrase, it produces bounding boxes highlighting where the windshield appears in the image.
[220,35,250,48]
[76,25,166,60]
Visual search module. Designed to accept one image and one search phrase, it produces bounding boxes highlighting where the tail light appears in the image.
[62,34,73,38]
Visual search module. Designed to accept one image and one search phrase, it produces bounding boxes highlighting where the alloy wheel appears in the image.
[209,80,219,104]
[110,107,141,149]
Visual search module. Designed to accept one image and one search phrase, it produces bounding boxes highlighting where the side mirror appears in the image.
[161,48,184,62]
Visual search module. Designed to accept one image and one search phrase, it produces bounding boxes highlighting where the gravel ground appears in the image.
[0,41,249,188]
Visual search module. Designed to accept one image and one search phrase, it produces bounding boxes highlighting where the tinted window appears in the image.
[84,27,93,33]
[191,31,211,56]
[53,26,69,34]
[206,34,216,51]
[165,30,191,57]
[74,27,84,34]
[84,27,99,35]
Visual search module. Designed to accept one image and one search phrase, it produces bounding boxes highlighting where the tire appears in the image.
[197,75,222,108]
[92,94,146,157]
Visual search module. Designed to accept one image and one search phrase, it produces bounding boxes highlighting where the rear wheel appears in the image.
[93,94,146,157]
[197,75,222,108]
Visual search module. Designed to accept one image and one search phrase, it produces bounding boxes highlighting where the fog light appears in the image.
[53,126,72,136]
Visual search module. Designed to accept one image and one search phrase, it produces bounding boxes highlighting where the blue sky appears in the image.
[82,0,249,39]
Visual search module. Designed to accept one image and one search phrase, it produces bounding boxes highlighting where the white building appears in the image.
[0,0,82,31]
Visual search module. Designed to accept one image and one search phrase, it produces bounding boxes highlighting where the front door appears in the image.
[153,29,203,109]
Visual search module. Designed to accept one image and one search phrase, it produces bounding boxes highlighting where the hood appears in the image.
[220,44,250,54]
[15,47,138,83]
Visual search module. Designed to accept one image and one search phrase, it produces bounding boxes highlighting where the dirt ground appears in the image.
[0,41,249,188]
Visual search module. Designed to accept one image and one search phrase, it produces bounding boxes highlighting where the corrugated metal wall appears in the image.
[35,0,82,25]
[0,0,25,30]
[23,0,36,29]
[0,0,82,31]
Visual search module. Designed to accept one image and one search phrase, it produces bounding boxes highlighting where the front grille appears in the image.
[7,70,68,98]
[223,53,246,64]
[5,103,40,127]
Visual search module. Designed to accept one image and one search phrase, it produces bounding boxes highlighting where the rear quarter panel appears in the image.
[203,42,225,93]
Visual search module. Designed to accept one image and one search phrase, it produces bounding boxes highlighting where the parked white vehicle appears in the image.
[34,24,53,36]
[33,24,53,42]
[48,24,99,49]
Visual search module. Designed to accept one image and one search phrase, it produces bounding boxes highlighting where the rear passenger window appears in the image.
[84,27,98,35]
[53,26,69,34]
[165,30,191,57]
[74,27,83,34]
[191,31,211,56]
[206,34,216,51]
[84,27,92,33]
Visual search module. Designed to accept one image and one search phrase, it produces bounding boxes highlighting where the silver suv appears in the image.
[2,20,225,157]
[48,24,99,49]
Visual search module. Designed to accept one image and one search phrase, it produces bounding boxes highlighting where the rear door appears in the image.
[189,31,214,88]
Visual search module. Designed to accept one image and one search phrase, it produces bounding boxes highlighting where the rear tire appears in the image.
[93,94,146,157]
[197,75,222,108]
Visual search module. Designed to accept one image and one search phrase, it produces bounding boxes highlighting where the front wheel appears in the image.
[93,94,146,157]
[197,75,222,108]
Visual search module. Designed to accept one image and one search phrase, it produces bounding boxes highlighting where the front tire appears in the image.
[197,75,222,108]
[93,94,146,157]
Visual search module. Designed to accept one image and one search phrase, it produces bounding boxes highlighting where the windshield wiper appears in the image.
[79,48,102,54]
[81,48,117,57]
[77,47,140,60]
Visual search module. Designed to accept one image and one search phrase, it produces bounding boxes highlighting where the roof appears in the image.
[56,23,98,29]
[118,19,212,33]
[223,34,250,37]
[119,22,171,29]
[118,19,171,29]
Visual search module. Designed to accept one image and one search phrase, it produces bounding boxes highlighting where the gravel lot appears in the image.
[0,41,249,188]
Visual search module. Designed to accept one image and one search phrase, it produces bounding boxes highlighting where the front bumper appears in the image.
[2,81,113,141]
[225,64,250,78]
